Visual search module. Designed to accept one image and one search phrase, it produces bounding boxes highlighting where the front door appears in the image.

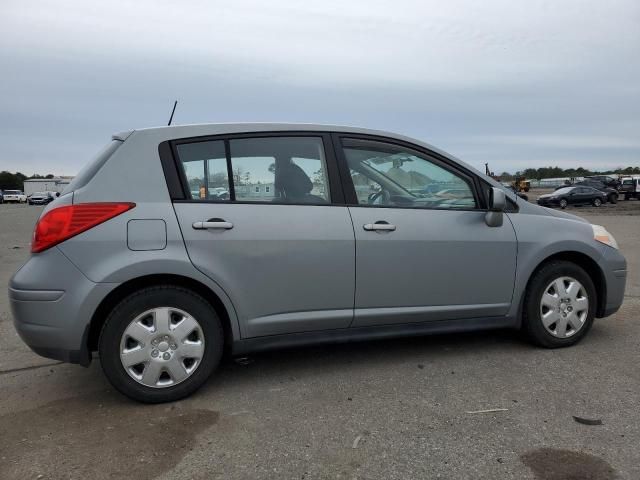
[172,134,355,337]
[336,136,518,327]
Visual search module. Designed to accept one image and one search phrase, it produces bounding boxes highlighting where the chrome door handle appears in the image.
[363,222,396,232]
[192,219,234,230]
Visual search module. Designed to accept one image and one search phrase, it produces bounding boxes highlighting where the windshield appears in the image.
[554,187,574,195]
[4,190,21,194]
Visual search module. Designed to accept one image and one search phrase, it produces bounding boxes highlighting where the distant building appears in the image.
[23,177,73,195]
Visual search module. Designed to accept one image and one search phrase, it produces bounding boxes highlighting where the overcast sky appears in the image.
[1,0,639,176]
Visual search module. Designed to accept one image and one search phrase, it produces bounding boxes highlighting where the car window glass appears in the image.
[229,137,330,203]
[342,138,476,209]
[176,141,230,201]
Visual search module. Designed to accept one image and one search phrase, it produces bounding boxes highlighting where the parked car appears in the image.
[584,175,620,190]
[28,191,55,205]
[539,186,607,209]
[10,124,626,403]
[620,177,640,200]
[2,190,27,203]
[556,180,619,204]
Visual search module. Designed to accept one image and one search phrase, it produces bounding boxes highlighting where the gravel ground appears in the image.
[1,197,638,480]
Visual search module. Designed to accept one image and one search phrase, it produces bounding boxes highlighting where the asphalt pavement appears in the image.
[1,200,638,480]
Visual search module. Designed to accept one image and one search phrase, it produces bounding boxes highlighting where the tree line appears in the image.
[496,166,640,181]
[0,172,55,190]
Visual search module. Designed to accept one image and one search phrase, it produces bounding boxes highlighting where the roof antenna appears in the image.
[167,100,178,126]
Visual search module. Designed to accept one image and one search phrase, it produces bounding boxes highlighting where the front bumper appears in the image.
[537,198,560,207]
[598,245,627,317]
[9,247,116,365]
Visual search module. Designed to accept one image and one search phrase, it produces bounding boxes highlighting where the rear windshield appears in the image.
[4,190,21,194]
[63,140,122,194]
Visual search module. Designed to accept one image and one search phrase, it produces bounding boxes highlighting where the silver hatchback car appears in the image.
[10,124,627,403]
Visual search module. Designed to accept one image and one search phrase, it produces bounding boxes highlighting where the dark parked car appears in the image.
[558,180,619,204]
[584,175,620,190]
[539,186,607,209]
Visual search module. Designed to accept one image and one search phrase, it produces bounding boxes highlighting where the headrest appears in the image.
[275,163,313,197]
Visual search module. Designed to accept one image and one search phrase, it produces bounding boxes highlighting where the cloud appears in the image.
[1,0,639,175]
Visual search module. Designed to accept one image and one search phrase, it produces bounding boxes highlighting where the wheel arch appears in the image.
[87,274,236,357]
[523,251,606,319]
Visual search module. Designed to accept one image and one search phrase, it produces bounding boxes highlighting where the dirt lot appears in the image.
[1,197,639,480]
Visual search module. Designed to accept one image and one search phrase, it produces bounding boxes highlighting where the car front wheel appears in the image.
[593,198,602,207]
[559,199,568,209]
[523,261,596,348]
[99,285,223,403]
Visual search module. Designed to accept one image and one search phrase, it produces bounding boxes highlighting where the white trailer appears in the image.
[23,178,72,196]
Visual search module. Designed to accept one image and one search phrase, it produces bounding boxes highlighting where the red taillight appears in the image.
[31,202,135,253]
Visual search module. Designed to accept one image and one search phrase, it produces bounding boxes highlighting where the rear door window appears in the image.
[175,141,230,201]
[229,137,329,203]
[174,136,331,204]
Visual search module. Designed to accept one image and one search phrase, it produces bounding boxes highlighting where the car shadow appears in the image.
[201,327,529,392]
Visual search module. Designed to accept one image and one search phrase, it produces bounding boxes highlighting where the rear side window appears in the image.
[174,136,331,204]
[63,140,122,194]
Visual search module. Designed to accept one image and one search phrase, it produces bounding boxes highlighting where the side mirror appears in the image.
[485,187,505,227]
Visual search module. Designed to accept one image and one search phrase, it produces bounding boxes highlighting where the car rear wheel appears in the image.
[559,199,568,209]
[523,261,596,348]
[99,285,223,403]
[593,198,602,207]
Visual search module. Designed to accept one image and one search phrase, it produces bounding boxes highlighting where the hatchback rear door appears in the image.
[168,133,355,338]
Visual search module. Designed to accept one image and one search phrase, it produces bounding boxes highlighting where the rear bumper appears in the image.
[9,247,116,365]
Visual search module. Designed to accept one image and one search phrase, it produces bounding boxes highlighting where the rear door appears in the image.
[170,133,355,338]
[334,135,517,327]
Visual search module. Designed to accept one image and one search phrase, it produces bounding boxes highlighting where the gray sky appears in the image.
[1,0,639,176]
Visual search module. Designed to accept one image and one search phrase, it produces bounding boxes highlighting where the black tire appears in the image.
[523,261,596,348]
[559,199,568,209]
[608,193,618,204]
[593,198,602,207]
[99,285,224,403]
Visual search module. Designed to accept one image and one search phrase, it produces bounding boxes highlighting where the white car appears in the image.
[2,190,27,203]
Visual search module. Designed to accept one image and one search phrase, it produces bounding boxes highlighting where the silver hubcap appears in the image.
[540,276,589,338]
[119,307,205,388]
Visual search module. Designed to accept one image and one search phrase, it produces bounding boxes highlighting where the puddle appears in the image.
[521,448,617,480]
[0,393,218,480]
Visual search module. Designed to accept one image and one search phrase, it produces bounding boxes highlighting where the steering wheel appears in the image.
[368,189,390,205]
